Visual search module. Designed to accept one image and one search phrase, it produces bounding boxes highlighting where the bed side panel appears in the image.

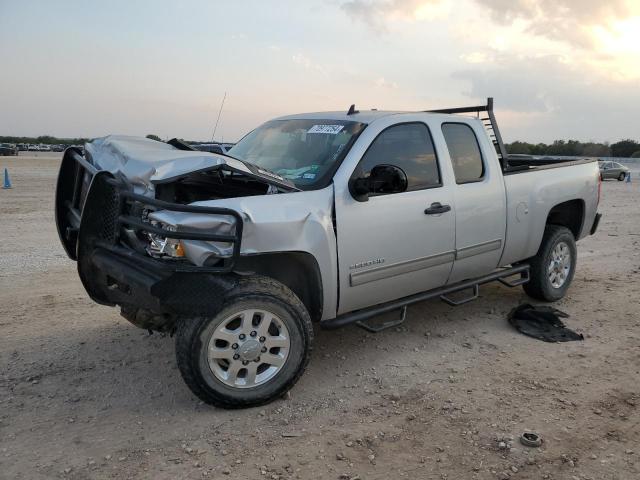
[500,162,599,266]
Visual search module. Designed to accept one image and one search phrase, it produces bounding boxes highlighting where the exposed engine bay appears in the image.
[142,168,285,265]
[154,168,281,205]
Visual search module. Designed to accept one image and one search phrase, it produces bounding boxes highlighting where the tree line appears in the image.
[0,135,90,145]
[506,139,640,158]
[3,134,640,158]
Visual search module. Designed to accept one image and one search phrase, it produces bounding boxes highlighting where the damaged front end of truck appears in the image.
[55,135,305,332]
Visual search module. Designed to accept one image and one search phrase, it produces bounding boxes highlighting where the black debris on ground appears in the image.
[508,304,584,342]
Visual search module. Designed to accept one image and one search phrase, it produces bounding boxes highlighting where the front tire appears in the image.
[175,276,313,408]
[618,172,626,181]
[523,225,576,302]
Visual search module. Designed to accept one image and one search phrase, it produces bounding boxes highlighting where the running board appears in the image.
[321,264,530,330]
[440,284,479,306]
[356,306,408,333]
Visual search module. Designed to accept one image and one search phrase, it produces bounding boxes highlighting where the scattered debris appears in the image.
[520,432,543,448]
[508,304,584,342]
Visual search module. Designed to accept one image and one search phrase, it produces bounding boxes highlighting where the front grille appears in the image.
[100,183,120,243]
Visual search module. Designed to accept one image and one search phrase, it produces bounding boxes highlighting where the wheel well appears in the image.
[546,199,584,238]
[233,252,323,322]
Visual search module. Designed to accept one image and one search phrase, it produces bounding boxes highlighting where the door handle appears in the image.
[424,202,451,215]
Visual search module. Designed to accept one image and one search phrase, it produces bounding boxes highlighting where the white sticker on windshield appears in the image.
[308,124,344,134]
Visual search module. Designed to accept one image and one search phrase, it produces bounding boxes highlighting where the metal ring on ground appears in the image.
[520,432,542,447]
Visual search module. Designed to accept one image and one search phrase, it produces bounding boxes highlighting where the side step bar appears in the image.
[321,264,530,330]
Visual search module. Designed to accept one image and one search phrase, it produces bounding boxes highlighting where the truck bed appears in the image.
[505,155,597,173]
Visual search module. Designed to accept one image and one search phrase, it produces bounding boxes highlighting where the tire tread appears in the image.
[175,276,313,409]
[523,225,576,302]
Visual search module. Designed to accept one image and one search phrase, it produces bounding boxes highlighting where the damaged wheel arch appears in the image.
[233,251,324,322]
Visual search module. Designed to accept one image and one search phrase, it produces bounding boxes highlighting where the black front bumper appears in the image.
[55,148,244,318]
[87,246,239,317]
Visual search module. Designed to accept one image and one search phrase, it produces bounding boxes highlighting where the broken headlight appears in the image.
[145,221,185,259]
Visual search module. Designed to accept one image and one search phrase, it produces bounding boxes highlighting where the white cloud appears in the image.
[460,52,490,64]
[292,53,329,77]
[474,0,637,49]
[340,0,640,54]
[453,53,640,142]
[341,0,450,31]
[374,77,398,88]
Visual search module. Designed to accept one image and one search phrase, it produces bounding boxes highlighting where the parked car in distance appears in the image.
[0,143,18,156]
[599,161,629,181]
[27,144,39,151]
[38,144,52,152]
[51,144,66,152]
[17,143,29,151]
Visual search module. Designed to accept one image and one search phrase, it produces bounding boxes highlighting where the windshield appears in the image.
[228,119,366,188]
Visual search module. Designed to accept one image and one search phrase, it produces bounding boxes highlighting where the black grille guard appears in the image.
[55,147,244,274]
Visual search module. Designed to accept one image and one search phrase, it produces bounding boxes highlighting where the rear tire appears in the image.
[523,225,576,302]
[175,276,313,409]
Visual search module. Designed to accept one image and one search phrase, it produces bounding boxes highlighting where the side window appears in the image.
[359,123,440,192]
[442,123,485,184]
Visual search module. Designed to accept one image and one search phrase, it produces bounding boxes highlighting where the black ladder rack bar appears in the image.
[426,97,510,171]
[427,103,489,115]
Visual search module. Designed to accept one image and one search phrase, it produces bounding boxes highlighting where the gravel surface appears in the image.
[1,154,639,479]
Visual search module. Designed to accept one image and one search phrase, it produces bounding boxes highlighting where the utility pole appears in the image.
[211,92,227,142]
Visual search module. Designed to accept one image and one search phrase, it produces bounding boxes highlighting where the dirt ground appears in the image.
[1,153,639,480]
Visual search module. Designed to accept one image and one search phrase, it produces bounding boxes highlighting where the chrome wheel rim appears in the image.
[207,309,290,389]
[548,241,571,288]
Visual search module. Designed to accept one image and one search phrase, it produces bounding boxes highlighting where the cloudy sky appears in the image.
[1,0,638,143]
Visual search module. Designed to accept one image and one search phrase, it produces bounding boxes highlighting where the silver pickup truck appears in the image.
[55,98,601,408]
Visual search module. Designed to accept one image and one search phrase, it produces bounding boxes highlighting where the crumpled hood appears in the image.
[84,135,296,192]
[148,187,335,266]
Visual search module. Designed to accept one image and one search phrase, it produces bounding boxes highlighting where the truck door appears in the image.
[335,121,456,315]
[439,121,507,283]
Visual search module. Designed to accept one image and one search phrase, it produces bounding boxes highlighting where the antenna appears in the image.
[347,104,359,115]
[211,91,227,142]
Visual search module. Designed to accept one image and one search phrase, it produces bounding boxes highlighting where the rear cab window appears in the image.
[442,123,485,184]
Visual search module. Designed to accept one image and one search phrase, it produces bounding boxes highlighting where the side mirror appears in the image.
[369,164,408,195]
[349,164,408,202]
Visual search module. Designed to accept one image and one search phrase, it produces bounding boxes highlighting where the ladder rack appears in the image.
[427,97,510,171]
